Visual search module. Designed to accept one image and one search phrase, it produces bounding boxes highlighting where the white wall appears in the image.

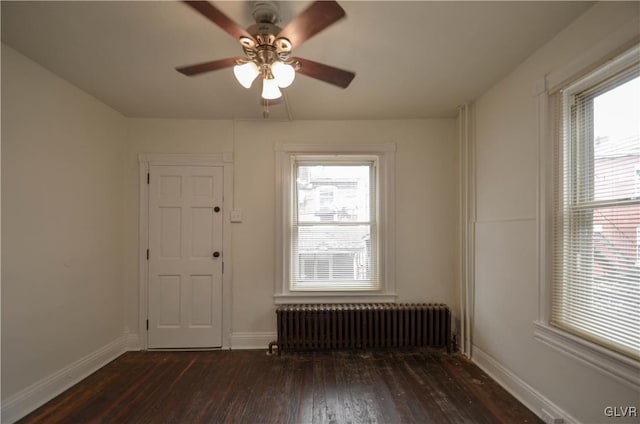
[123,118,459,343]
[471,3,640,423]
[1,44,126,400]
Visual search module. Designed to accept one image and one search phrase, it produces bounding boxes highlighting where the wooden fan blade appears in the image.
[277,1,345,49]
[183,1,254,41]
[176,57,239,76]
[294,57,355,89]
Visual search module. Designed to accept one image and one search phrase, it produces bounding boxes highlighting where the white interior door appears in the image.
[148,165,223,348]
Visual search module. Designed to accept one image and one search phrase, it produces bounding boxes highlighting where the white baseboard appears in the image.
[230,332,277,350]
[125,332,141,351]
[1,335,127,424]
[472,345,578,424]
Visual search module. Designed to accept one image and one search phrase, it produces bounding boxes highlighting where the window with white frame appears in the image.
[293,160,376,290]
[552,46,640,360]
[275,144,395,302]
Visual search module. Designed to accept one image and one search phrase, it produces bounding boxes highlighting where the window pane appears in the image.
[291,225,377,289]
[593,205,640,274]
[558,205,639,353]
[297,165,371,222]
[592,76,640,202]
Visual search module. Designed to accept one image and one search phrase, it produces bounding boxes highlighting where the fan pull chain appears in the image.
[263,99,270,119]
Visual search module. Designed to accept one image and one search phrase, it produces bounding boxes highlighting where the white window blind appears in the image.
[553,49,640,360]
[290,159,379,291]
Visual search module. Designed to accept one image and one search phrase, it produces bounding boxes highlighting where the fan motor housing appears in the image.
[252,1,281,24]
[247,22,281,38]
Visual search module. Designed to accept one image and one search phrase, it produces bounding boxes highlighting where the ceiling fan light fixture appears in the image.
[271,61,296,88]
[177,0,356,115]
[261,77,282,100]
[233,62,260,88]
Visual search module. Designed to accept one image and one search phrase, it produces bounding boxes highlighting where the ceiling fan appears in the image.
[175,0,356,114]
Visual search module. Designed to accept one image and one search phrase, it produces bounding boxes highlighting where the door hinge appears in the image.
[146,319,149,331]
[222,262,224,274]
[146,249,149,260]
[147,173,150,184]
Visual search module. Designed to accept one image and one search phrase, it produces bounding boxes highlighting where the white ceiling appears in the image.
[1,1,592,120]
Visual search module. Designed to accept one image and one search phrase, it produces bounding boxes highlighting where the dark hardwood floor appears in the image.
[18,348,542,424]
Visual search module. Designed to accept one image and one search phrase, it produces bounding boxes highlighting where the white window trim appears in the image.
[534,36,640,390]
[275,143,396,304]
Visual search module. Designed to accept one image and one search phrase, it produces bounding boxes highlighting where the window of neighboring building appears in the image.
[275,144,396,303]
[552,47,640,360]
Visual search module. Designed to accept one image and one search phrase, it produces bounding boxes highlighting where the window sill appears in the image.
[533,321,639,390]
[274,292,397,305]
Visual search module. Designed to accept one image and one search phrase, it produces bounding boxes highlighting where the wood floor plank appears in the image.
[367,352,404,423]
[17,349,543,424]
[412,349,494,423]
[288,356,314,424]
[313,352,343,424]
[189,351,239,422]
[377,351,433,423]
[218,351,264,423]
[398,350,453,423]
[341,352,382,423]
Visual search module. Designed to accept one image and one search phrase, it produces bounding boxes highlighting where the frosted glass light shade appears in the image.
[233,62,260,88]
[261,78,282,99]
[272,61,295,88]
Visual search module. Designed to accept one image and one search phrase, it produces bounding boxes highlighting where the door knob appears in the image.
[212,251,220,258]
[214,206,220,213]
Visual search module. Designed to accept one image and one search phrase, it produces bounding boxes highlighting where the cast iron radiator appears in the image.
[275,303,451,353]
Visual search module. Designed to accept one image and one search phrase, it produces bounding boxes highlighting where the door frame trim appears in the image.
[138,153,234,349]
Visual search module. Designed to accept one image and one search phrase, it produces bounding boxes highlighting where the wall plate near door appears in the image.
[230,210,242,223]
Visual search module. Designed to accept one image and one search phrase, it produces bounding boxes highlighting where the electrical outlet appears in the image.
[541,409,564,424]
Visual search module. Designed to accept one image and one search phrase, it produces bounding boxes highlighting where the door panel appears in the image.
[159,275,181,327]
[148,165,223,348]
[191,275,214,326]
[159,208,181,258]
[191,207,213,257]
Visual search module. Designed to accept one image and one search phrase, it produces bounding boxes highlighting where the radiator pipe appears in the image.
[267,340,278,356]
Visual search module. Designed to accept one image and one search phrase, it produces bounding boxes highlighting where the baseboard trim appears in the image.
[125,332,141,351]
[230,332,277,350]
[472,345,578,424]
[1,335,127,424]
